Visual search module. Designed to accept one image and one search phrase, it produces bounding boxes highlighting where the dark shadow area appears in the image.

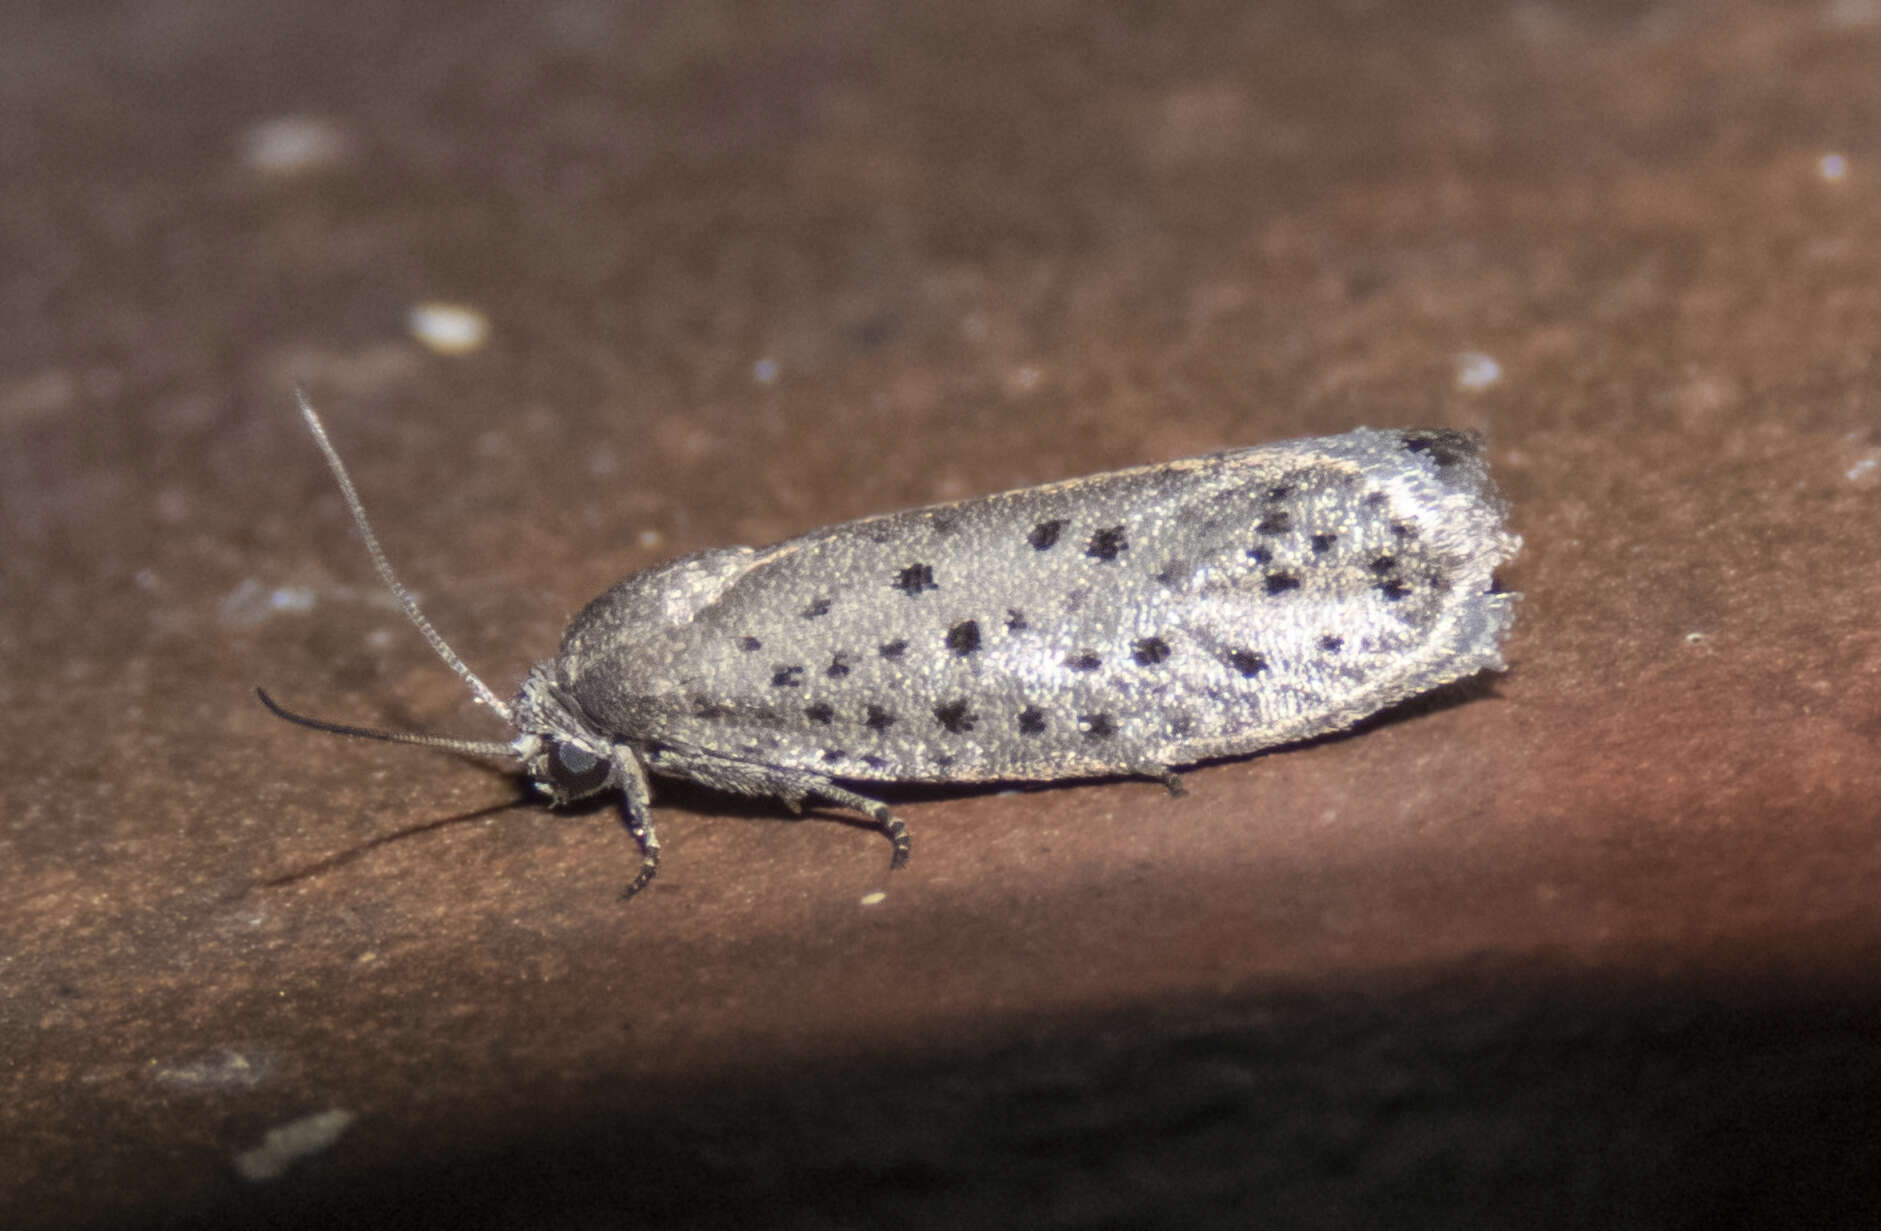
[250,796,528,893]
[72,956,1881,1231]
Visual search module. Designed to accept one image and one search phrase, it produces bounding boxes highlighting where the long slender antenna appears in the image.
[293,389,514,723]
[257,687,518,759]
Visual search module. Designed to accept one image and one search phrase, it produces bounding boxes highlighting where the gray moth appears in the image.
[263,394,1520,897]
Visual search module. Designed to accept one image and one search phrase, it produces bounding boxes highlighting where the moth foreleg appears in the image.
[615,752,662,899]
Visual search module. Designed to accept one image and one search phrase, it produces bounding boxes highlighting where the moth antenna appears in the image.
[256,687,519,760]
[292,389,515,724]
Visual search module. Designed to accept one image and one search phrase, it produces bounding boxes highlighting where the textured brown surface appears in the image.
[6,2,1881,1227]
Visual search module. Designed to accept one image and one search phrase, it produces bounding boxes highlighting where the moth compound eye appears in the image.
[546,741,611,797]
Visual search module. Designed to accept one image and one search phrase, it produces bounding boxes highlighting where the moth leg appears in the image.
[804,780,912,871]
[1136,763,1186,798]
[644,747,911,871]
[614,752,662,899]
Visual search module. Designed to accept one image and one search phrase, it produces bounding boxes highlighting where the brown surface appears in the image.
[6,1,1881,1227]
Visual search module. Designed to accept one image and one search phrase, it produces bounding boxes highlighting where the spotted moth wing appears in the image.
[553,427,1519,787]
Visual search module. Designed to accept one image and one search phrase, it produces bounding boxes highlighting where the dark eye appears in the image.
[546,741,611,796]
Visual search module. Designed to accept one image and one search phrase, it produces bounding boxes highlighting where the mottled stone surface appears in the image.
[5,2,1880,1227]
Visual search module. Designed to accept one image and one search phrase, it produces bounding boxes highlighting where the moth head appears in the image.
[259,391,618,807]
[511,669,622,806]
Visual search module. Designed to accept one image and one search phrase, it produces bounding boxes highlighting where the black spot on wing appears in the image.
[894,563,937,595]
[945,620,981,656]
[1370,556,1413,599]
[1227,649,1266,677]
[933,699,976,733]
[1085,526,1128,561]
[1399,429,1476,468]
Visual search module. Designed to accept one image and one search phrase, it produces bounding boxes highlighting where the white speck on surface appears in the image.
[0,367,81,430]
[1819,151,1850,182]
[1846,456,1876,481]
[243,115,354,175]
[1454,351,1503,391]
[752,357,780,385]
[154,486,192,524]
[859,891,887,906]
[587,446,619,478]
[407,302,490,355]
[220,580,317,627]
[232,1109,356,1183]
[154,1049,268,1090]
[1685,631,1707,645]
[1824,0,1877,30]
[637,529,665,550]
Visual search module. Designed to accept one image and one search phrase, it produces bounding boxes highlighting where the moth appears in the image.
[262,394,1519,897]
